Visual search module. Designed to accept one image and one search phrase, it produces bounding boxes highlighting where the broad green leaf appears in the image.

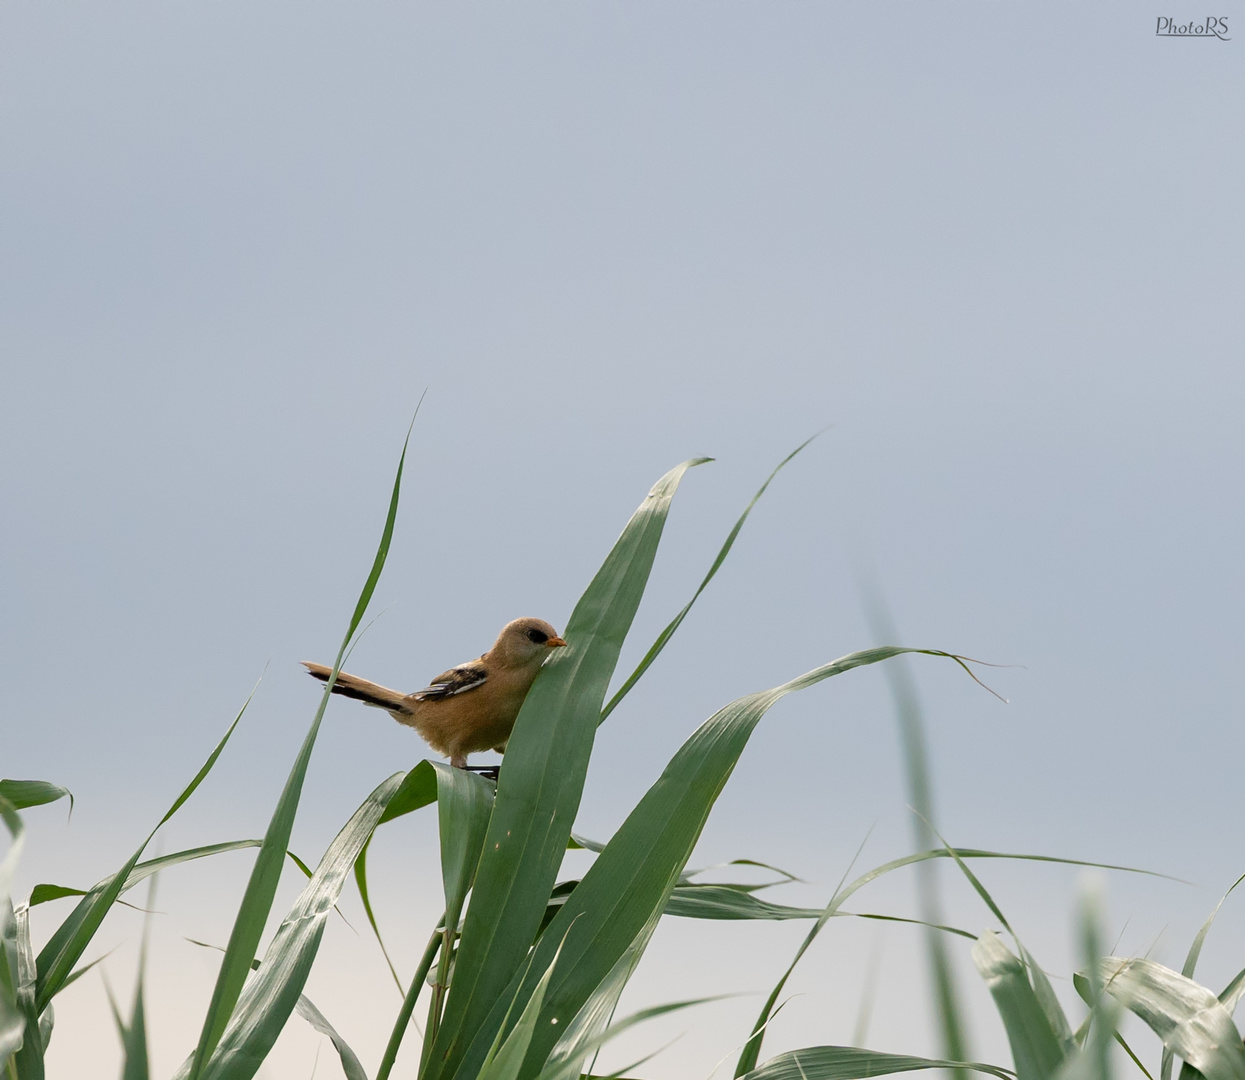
[189,420,414,1079]
[0,784,70,817]
[294,996,368,1080]
[424,459,709,1080]
[1096,958,1245,1080]
[600,436,817,722]
[737,1046,1016,1080]
[0,798,26,1069]
[13,904,42,1080]
[423,764,497,1066]
[372,761,501,1080]
[35,690,255,1013]
[182,772,406,1080]
[1163,873,1245,1080]
[457,647,981,1080]
[972,932,1065,1080]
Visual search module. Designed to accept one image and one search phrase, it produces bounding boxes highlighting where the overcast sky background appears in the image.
[3,4,1243,1078]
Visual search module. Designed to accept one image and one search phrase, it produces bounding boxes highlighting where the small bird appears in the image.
[303,617,567,769]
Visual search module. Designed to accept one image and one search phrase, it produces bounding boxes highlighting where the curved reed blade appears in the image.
[972,933,1066,1080]
[294,996,368,1080]
[422,459,709,1080]
[0,784,71,818]
[737,1046,1016,1080]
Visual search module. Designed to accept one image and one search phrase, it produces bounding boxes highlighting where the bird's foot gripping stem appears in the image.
[462,764,500,782]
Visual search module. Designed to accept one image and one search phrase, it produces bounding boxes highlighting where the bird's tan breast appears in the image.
[403,663,541,759]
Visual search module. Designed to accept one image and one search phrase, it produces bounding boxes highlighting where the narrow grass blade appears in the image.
[663,887,824,921]
[867,591,971,1074]
[837,912,977,939]
[681,858,804,888]
[121,880,156,1080]
[353,841,400,993]
[601,437,818,723]
[202,773,408,1079]
[1220,969,1245,1014]
[542,909,664,1080]
[737,1047,1016,1080]
[460,647,984,1080]
[189,422,414,1078]
[352,756,441,981]
[477,939,568,1080]
[294,996,368,1080]
[31,841,262,909]
[0,798,26,1069]
[972,932,1065,1080]
[35,688,255,1013]
[375,928,442,1080]
[57,952,116,994]
[423,764,497,1064]
[0,785,70,818]
[184,772,407,1080]
[932,830,1072,1057]
[537,994,727,1080]
[1095,958,1245,1080]
[1055,887,1114,1080]
[424,459,709,1080]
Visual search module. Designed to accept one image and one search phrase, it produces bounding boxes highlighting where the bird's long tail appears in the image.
[302,662,413,715]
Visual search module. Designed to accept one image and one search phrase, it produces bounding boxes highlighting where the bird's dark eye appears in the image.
[527,629,548,644]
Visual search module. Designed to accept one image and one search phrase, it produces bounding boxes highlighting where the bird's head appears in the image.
[492,617,568,667]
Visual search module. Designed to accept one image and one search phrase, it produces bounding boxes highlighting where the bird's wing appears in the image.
[411,661,488,701]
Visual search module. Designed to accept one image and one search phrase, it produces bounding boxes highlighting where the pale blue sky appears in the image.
[3,4,1243,1078]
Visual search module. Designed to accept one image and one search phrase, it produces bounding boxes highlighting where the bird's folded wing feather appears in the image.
[411,661,488,701]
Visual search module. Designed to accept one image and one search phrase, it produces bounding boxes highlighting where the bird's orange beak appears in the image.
[546,636,568,648]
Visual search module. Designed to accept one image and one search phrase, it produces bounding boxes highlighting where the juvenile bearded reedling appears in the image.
[302,617,568,769]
